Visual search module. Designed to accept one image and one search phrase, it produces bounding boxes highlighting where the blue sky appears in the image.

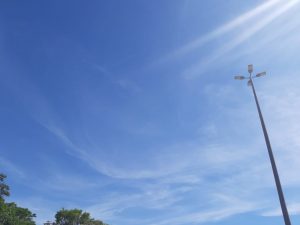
[1,0,300,224]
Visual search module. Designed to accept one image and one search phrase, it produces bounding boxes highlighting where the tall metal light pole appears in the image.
[234,65,292,225]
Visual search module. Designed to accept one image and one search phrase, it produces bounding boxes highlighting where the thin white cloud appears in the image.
[0,156,25,178]
[37,174,103,192]
[6,2,300,224]
[11,197,59,225]
[37,70,300,225]
[85,184,191,221]
[148,198,258,225]
[155,0,282,65]
[183,0,300,79]
[262,203,300,216]
[45,122,255,180]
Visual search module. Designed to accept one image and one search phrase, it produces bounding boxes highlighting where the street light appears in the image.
[234,75,246,80]
[234,65,292,225]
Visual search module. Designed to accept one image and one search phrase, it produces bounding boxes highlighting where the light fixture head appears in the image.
[247,80,252,87]
[248,64,253,73]
[256,72,266,77]
[234,75,246,80]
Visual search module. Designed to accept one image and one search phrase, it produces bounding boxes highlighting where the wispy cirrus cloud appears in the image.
[20,70,300,225]
[182,0,300,79]
[3,2,300,225]
[43,119,257,180]
[0,156,25,178]
[262,203,300,217]
[147,201,257,225]
[155,0,284,67]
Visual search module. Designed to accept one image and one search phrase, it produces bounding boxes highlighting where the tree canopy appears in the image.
[0,173,36,225]
[0,173,10,201]
[1,173,109,225]
[55,208,108,225]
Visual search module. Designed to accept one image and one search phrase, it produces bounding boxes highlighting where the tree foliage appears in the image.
[0,173,10,201]
[0,173,36,225]
[55,208,107,225]
[0,201,36,225]
[1,173,108,225]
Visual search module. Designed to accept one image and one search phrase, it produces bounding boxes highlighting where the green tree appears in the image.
[89,220,107,225]
[0,173,36,225]
[0,173,10,201]
[0,202,36,225]
[55,208,107,225]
